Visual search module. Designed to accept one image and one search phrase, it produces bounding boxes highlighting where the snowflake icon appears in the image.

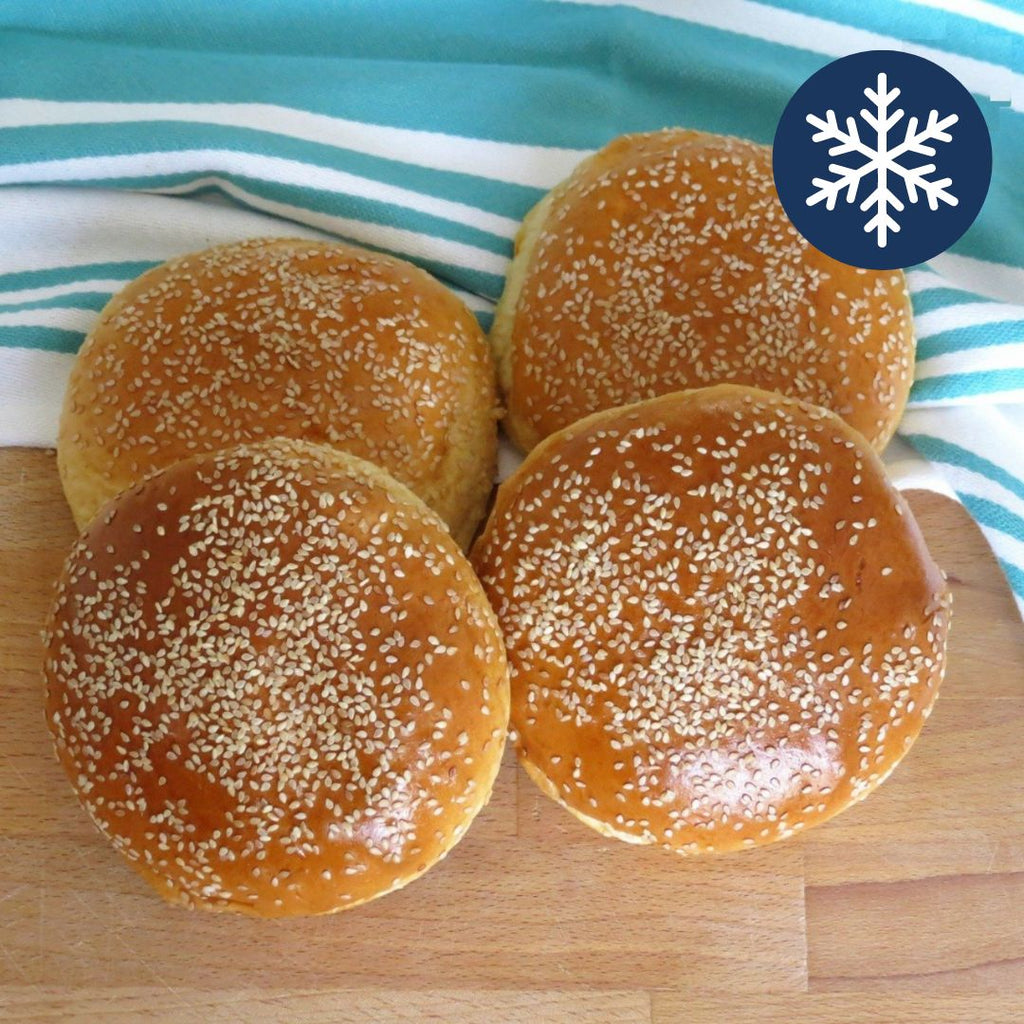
[805,73,959,248]
[774,51,990,269]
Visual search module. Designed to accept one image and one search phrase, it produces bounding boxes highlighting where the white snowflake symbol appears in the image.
[805,73,959,248]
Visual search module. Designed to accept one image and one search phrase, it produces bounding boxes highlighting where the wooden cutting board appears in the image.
[1,448,1021,1024]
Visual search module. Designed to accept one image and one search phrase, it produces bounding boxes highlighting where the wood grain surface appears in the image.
[1,448,1021,1023]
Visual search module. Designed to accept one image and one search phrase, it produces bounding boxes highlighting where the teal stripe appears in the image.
[0,121,541,222]
[2,6,1019,271]
[474,310,494,333]
[3,170,512,257]
[917,318,1024,359]
[0,326,84,352]
[181,182,506,298]
[911,287,1000,315]
[0,25,666,147]
[902,433,1024,504]
[997,558,1024,599]
[961,493,1024,545]
[0,17,869,148]
[753,0,1022,72]
[0,291,112,313]
[948,102,1024,269]
[0,225,502,313]
[5,180,507,299]
[4,0,1020,74]
[0,261,158,292]
[910,368,1024,401]
[167,184,506,298]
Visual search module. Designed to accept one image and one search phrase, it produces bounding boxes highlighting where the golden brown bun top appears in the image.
[57,237,497,546]
[473,385,950,853]
[494,130,915,452]
[44,439,509,916]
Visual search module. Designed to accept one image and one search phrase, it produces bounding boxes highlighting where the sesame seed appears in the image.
[473,385,950,855]
[43,439,510,915]
[499,129,915,452]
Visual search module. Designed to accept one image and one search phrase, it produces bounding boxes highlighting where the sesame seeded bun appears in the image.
[43,439,509,916]
[492,130,915,453]
[57,238,498,548]
[472,385,950,854]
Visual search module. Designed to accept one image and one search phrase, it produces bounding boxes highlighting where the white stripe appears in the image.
[914,301,1024,339]
[976,520,1024,616]
[894,427,1024,519]
[902,0,1024,35]
[968,508,1024,567]
[0,307,97,332]
[164,176,509,279]
[148,172,518,238]
[0,99,588,189]
[901,405,1024,486]
[557,0,1022,108]
[449,288,495,315]
[883,455,959,500]
[0,186,507,281]
[915,340,1024,379]
[905,269,953,294]
[0,279,128,305]
[907,387,1024,407]
[0,348,72,447]
[0,150,519,239]
[0,187,335,275]
[993,401,1024,440]
[921,464,1024,530]
[929,252,1024,305]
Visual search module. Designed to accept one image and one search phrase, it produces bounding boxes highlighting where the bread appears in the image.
[57,237,498,548]
[472,385,950,853]
[492,129,915,453]
[43,439,509,916]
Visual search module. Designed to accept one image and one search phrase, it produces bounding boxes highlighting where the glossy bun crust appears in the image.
[44,439,509,916]
[492,130,915,453]
[58,238,498,547]
[472,385,950,853]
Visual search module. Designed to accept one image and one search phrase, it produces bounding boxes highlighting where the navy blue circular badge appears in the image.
[773,50,992,270]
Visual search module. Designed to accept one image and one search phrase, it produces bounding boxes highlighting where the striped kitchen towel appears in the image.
[1,0,1022,614]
